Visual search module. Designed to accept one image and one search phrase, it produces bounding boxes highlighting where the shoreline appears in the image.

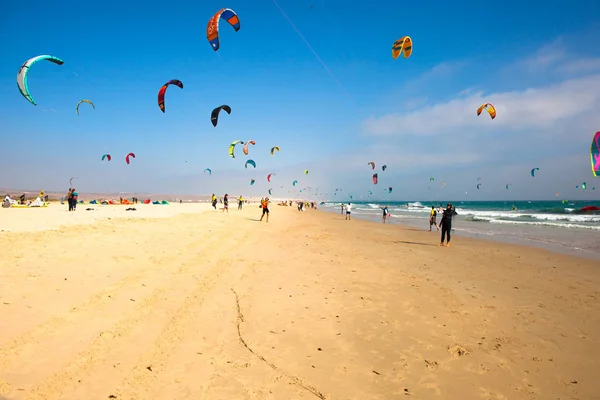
[318,203,600,261]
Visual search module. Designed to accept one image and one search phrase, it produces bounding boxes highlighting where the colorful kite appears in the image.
[477,103,496,119]
[76,99,95,115]
[372,173,378,184]
[245,160,256,169]
[591,131,600,177]
[243,140,256,155]
[392,36,412,59]
[531,167,540,177]
[368,161,375,170]
[207,8,240,51]
[270,146,280,156]
[158,79,183,113]
[229,140,244,158]
[101,154,111,161]
[126,153,135,164]
[17,55,64,105]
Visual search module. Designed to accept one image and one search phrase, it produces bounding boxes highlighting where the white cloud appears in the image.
[510,36,600,76]
[364,73,600,136]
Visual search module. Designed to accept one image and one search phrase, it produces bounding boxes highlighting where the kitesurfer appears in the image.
[429,206,439,232]
[439,203,456,247]
[260,197,270,222]
[211,194,217,209]
[381,205,389,223]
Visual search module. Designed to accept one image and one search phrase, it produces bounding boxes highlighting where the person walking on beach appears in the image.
[439,203,456,247]
[211,194,217,209]
[71,189,78,211]
[260,197,270,222]
[222,194,229,213]
[345,203,352,220]
[238,195,244,210]
[380,204,389,223]
[429,206,439,232]
[340,203,344,215]
[67,188,73,211]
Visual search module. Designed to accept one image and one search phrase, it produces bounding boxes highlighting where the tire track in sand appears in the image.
[21,228,251,400]
[110,228,253,400]
[0,216,222,368]
[0,217,224,398]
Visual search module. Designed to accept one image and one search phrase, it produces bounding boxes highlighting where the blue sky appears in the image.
[1,0,600,200]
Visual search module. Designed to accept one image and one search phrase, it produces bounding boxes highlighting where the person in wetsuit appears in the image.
[439,203,457,247]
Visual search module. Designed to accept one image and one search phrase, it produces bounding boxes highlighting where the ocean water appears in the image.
[320,200,600,260]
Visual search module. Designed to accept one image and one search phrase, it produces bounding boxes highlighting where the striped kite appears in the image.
[392,36,412,59]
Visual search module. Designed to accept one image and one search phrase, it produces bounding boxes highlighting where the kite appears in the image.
[506,184,512,190]
[267,173,275,182]
[69,176,77,186]
[477,103,496,119]
[243,140,256,155]
[126,153,136,164]
[581,182,587,190]
[211,105,231,127]
[207,8,240,51]
[388,187,392,193]
[372,173,378,185]
[591,131,600,177]
[293,180,298,186]
[101,154,111,162]
[304,169,309,175]
[229,140,245,158]
[429,177,435,181]
[477,183,482,190]
[204,168,212,175]
[270,146,280,156]
[368,161,375,170]
[157,79,183,113]
[76,99,95,115]
[245,160,256,169]
[17,55,64,106]
[531,167,540,177]
[382,165,387,171]
[268,189,272,195]
[250,179,255,185]
[392,36,412,59]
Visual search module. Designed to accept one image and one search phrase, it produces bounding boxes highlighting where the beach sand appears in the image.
[1,203,599,399]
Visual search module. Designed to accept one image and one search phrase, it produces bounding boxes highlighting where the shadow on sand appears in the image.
[394,240,437,247]
[246,218,261,222]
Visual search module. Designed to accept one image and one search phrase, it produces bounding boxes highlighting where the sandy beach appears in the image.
[1,203,599,399]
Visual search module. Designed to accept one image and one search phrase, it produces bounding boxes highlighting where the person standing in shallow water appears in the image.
[380,204,389,223]
[439,203,457,247]
[345,203,352,220]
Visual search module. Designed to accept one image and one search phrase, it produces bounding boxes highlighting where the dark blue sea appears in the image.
[320,200,600,259]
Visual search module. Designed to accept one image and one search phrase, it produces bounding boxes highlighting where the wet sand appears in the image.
[0,203,598,399]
